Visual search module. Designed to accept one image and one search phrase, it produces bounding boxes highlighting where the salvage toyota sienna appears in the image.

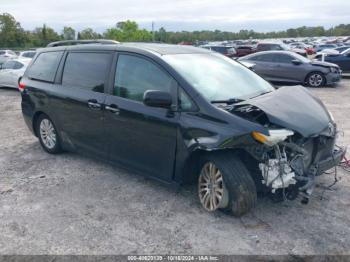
[20,41,346,216]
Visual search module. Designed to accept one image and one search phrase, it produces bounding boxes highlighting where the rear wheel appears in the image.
[306,72,325,87]
[36,114,62,154]
[198,153,257,217]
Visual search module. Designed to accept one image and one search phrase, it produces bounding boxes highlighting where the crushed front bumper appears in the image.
[325,71,342,85]
[317,146,347,175]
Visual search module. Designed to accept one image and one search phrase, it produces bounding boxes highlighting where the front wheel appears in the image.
[306,72,326,87]
[36,114,62,154]
[198,153,257,217]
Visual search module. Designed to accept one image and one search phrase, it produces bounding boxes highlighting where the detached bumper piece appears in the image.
[317,146,347,175]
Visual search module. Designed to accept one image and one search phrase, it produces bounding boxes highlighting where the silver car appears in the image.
[238,51,341,87]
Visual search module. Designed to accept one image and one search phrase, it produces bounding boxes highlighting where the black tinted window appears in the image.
[115,54,174,102]
[259,44,282,51]
[27,51,63,82]
[22,52,36,58]
[0,51,5,55]
[62,52,111,93]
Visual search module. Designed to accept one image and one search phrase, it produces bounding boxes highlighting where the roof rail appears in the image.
[47,39,120,47]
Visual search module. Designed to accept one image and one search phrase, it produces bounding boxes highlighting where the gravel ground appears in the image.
[0,80,349,256]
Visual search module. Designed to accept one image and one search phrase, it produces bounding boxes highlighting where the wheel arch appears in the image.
[32,111,46,137]
[304,70,325,85]
[181,147,251,184]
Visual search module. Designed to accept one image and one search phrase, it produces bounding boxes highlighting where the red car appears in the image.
[235,45,255,57]
[256,43,308,57]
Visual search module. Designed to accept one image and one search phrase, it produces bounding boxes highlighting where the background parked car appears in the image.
[290,42,315,55]
[0,50,17,65]
[18,50,36,59]
[234,45,255,57]
[334,46,350,53]
[255,42,307,57]
[314,44,337,53]
[238,51,341,87]
[318,48,350,73]
[200,45,236,58]
[0,59,30,89]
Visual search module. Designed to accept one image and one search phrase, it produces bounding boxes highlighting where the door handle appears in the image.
[87,99,101,110]
[105,105,120,114]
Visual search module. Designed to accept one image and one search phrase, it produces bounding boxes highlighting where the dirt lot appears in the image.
[0,80,349,255]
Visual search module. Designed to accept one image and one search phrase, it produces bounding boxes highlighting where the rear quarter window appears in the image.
[26,51,63,82]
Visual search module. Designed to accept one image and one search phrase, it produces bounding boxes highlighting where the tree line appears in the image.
[1,13,350,48]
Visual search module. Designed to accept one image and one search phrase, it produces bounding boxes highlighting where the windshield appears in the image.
[280,43,291,50]
[341,48,350,55]
[291,52,311,63]
[163,53,275,102]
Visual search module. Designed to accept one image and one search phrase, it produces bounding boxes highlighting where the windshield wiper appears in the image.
[211,98,245,104]
[249,90,272,99]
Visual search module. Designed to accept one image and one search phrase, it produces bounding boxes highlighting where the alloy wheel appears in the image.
[198,162,228,211]
[39,119,57,149]
[308,73,324,87]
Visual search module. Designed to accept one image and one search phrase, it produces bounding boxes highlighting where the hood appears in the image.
[291,48,306,53]
[317,49,339,55]
[310,60,339,68]
[234,86,331,137]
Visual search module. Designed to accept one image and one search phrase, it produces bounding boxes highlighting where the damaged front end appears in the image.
[230,86,346,202]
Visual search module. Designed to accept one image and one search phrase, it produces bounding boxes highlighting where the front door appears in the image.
[272,54,305,82]
[104,53,178,182]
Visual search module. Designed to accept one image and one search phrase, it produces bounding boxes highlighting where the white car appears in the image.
[0,59,30,89]
[314,49,340,61]
[0,50,17,65]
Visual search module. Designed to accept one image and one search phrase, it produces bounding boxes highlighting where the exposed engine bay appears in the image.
[223,86,347,203]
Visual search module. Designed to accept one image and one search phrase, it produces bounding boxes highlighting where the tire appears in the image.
[305,72,326,87]
[35,114,62,154]
[197,152,257,217]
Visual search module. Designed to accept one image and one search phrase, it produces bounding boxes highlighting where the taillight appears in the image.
[18,81,25,91]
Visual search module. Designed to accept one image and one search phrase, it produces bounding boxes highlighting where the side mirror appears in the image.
[143,90,172,109]
[292,59,302,65]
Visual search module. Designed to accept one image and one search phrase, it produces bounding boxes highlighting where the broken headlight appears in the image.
[252,129,294,146]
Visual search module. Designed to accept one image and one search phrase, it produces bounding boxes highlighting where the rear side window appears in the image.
[13,62,24,69]
[114,54,174,102]
[0,51,5,55]
[2,61,16,69]
[62,52,111,93]
[27,51,63,82]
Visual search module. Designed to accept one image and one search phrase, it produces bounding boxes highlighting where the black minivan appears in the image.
[20,41,345,216]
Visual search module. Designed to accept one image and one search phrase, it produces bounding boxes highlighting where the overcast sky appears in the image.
[2,0,350,33]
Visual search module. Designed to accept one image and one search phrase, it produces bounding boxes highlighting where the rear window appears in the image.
[22,52,36,58]
[2,61,16,69]
[26,51,63,82]
[258,44,282,51]
[62,52,111,93]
